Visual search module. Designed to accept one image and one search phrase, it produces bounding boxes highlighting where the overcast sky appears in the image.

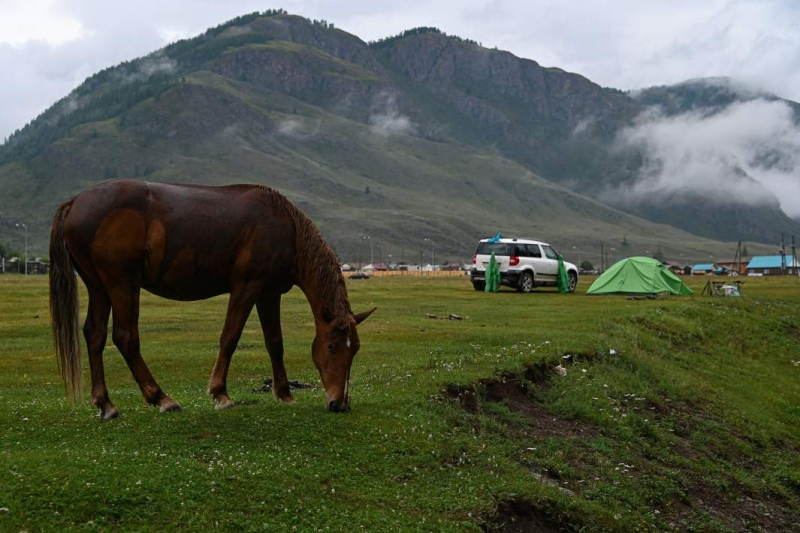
[1,0,799,141]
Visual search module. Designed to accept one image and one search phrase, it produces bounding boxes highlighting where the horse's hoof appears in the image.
[159,400,183,413]
[215,397,235,410]
[276,394,295,405]
[99,406,120,421]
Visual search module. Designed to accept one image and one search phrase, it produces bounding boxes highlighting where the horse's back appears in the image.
[64,180,297,300]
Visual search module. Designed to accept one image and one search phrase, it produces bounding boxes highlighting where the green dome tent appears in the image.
[587,257,693,296]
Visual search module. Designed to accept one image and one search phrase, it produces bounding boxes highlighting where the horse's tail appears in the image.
[49,199,82,403]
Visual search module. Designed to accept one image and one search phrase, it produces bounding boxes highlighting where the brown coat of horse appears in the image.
[49,180,375,419]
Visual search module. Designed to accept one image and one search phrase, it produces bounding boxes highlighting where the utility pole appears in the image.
[361,235,373,265]
[792,235,797,276]
[734,241,742,274]
[16,223,27,275]
[600,241,604,272]
[424,238,435,274]
[781,233,786,275]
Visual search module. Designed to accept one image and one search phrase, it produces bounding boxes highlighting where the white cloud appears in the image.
[275,118,321,139]
[369,94,414,137]
[0,0,84,46]
[613,99,800,217]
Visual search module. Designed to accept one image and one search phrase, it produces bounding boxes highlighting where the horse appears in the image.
[49,179,375,420]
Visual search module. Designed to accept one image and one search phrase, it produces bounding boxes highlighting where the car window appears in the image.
[476,242,511,255]
[542,245,558,260]
[525,244,542,258]
[514,244,528,257]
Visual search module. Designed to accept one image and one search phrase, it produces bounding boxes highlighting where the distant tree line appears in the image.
[1,72,177,163]
[369,27,479,49]
[0,243,21,259]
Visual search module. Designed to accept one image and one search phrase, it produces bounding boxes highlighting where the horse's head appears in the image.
[313,307,376,412]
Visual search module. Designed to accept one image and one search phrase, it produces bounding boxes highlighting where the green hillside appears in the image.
[0,12,795,262]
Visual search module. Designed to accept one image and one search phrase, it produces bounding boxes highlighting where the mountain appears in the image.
[624,79,800,241]
[634,77,800,117]
[0,12,794,261]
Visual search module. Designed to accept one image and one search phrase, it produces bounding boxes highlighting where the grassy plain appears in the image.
[1,274,799,531]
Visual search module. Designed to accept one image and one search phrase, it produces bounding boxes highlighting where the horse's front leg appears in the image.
[256,295,294,404]
[207,284,259,409]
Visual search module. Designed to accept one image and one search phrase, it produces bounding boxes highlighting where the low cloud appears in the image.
[610,99,800,217]
[113,52,177,85]
[220,25,253,37]
[139,54,177,77]
[49,52,178,121]
[275,118,321,139]
[571,117,594,136]
[369,94,414,137]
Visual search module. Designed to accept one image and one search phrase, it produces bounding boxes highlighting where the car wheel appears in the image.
[517,271,534,293]
[472,281,486,291]
[568,272,578,293]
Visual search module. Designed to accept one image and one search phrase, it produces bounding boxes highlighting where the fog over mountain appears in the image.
[614,96,800,218]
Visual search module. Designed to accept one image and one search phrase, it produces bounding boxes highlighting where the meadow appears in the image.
[1,274,799,532]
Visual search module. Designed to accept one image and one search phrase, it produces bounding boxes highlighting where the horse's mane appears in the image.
[258,185,351,318]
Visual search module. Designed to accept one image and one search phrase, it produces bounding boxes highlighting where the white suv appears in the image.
[470,238,578,293]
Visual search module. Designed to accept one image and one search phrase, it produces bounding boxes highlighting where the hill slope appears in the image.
[0,13,795,261]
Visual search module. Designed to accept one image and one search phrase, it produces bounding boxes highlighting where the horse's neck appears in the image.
[295,252,347,324]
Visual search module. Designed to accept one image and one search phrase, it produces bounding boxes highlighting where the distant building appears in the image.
[663,261,690,275]
[715,258,750,275]
[691,263,716,275]
[27,260,49,275]
[0,258,48,274]
[745,256,800,276]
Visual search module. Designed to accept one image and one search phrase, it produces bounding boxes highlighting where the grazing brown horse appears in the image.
[49,180,375,419]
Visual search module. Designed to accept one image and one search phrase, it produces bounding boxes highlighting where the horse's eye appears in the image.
[327,343,335,352]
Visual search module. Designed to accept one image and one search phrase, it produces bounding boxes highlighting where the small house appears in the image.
[715,258,750,275]
[663,261,689,275]
[691,263,716,275]
[745,256,800,276]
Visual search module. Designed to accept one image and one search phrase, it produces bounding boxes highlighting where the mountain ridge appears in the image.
[1,11,796,261]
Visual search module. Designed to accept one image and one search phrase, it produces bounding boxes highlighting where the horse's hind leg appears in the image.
[109,286,181,413]
[207,284,260,409]
[83,287,117,420]
[256,295,294,404]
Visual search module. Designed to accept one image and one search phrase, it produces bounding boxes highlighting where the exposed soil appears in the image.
[680,482,800,532]
[481,498,578,533]
[445,361,597,440]
[252,378,315,394]
[449,359,800,532]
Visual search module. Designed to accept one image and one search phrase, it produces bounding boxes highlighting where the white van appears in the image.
[470,237,578,293]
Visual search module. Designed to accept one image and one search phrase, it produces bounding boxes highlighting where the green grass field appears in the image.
[1,274,799,532]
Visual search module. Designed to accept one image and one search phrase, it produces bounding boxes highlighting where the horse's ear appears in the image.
[354,307,377,325]
[321,306,335,324]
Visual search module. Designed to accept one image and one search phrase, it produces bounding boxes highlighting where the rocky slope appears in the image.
[0,12,795,260]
